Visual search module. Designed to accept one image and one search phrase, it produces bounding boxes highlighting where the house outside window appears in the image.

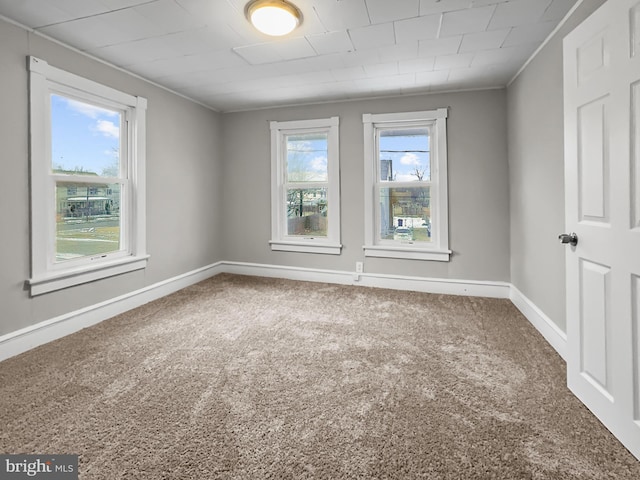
[28,56,148,295]
[363,109,451,261]
[269,117,341,255]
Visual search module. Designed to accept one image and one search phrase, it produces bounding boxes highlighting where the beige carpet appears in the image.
[1,273,639,479]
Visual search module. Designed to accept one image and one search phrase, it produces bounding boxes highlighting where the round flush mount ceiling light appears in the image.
[245,0,303,36]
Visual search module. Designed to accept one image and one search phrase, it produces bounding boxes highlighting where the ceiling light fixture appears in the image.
[245,0,302,37]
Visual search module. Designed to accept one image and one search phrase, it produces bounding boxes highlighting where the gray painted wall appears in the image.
[507,0,606,332]
[0,19,224,336]
[221,90,510,281]
[8,0,601,341]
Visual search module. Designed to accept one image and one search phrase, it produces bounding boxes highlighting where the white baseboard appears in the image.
[220,261,356,286]
[0,262,225,362]
[356,272,510,298]
[219,261,512,298]
[509,285,567,360]
[0,260,565,364]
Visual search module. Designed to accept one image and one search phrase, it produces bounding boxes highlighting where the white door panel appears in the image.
[564,0,640,460]
[632,275,640,420]
[577,97,609,222]
[632,82,640,228]
[579,259,612,397]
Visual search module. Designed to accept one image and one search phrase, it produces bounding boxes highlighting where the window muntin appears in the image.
[270,117,341,255]
[363,109,450,262]
[28,56,148,296]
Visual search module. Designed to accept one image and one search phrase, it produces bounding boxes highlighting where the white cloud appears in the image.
[400,152,420,166]
[396,174,417,182]
[310,156,327,172]
[96,120,119,138]
[65,98,118,119]
[289,140,312,153]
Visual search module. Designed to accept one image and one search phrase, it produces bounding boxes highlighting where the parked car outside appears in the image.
[393,227,412,241]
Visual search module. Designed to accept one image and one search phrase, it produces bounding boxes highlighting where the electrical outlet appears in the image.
[355,262,363,273]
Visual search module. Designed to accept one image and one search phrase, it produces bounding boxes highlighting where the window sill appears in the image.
[363,245,451,262]
[28,254,150,296]
[270,240,342,255]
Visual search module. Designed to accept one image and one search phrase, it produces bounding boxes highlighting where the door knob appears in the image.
[559,232,578,247]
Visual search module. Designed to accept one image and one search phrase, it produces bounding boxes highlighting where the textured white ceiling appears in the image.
[0,0,578,111]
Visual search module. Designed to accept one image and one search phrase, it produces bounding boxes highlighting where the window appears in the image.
[363,109,450,261]
[270,117,341,254]
[28,56,148,295]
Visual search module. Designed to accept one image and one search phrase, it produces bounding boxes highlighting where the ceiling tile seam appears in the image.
[541,0,557,20]
[485,3,499,34]
[345,28,359,57]
[230,47,253,67]
[392,18,398,45]
[455,31,462,56]
[223,0,243,15]
[507,0,586,87]
[0,14,220,113]
[303,36,319,57]
[32,0,161,30]
[305,43,321,57]
[174,0,198,19]
[363,0,373,25]
[435,13,444,39]
[499,27,513,49]
[231,45,327,66]
[310,5,329,33]
[82,26,213,54]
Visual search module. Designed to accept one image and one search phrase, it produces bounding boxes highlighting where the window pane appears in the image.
[286,187,328,237]
[51,94,121,176]
[56,182,121,261]
[379,186,431,242]
[379,127,430,182]
[286,132,328,182]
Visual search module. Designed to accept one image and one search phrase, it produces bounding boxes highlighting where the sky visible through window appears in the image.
[50,94,121,176]
[379,129,430,182]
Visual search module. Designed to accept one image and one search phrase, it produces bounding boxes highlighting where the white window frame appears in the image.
[269,117,341,255]
[28,56,148,296]
[363,109,451,261]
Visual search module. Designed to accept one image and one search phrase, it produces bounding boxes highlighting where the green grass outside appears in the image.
[412,228,432,242]
[56,226,120,257]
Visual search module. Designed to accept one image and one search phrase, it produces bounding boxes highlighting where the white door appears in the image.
[564,0,640,460]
